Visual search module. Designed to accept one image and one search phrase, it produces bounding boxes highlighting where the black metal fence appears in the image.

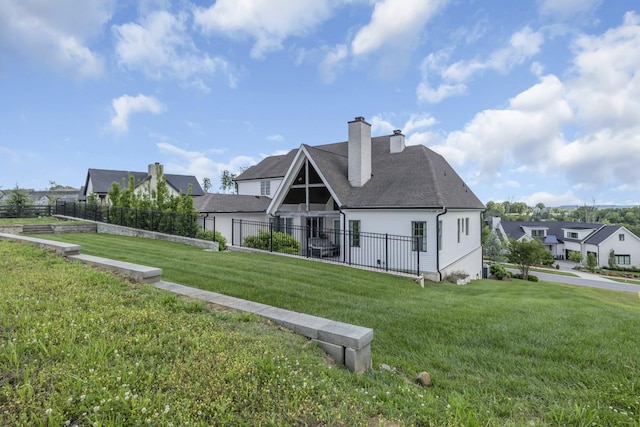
[55,201,206,240]
[232,219,423,276]
[0,205,53,218]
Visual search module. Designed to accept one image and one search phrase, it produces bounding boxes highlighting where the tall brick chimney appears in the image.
[348,116,372,187]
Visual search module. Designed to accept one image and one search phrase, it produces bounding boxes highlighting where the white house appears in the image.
[80,163,204,204]
[492,217,640,268]
[195,116,485,282]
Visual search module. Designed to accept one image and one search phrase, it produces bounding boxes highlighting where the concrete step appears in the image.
[22,224,54,234]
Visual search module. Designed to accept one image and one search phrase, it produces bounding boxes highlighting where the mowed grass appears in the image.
[10,232,640,426]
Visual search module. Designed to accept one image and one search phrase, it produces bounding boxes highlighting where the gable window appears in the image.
[465,217,470,236]
[260,181,270,196]
[615,254,631,265]
[531,229,545,238]
[619,233,625,241]
[412,221,427,252]
[567,232,578,239]
[349,220,360,247]
[457,219,461,243]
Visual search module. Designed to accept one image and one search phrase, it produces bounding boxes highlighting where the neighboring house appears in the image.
[196,116,485,281]
[491,217,640,268]
[80,163,204,204]
[0,189,80,205]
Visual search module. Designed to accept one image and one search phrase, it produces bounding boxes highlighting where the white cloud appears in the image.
[267,134,284,142]
[156,142,257,190]
[113,10,235,89]
[110,94,166,134]
[521,191,582,207]
[417,26,544,103]
[537,0,602,20]
[434,12,640,198]
[0,0,113,77]
[431,74,573,178]
[351,0,447,56]
[193,0,337,59]
[319,44,348,84]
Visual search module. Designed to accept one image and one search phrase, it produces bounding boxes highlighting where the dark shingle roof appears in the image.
[235,150,297,181]
[164,174,204,196]
[193,193,271,213]
[500,221,604,242]
[247,135,484,209]
[85,169,203,196]
[309,136,485,208]
[584,225,621,245]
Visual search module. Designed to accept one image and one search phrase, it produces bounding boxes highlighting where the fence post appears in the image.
[416,237,420,276]
[385,234,389,272]
[239,219,243,246]
[269,221,273,252]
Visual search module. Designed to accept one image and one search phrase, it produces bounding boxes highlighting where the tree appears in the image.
[506,238,549,281]
[568,250,583,264]
[608,249,616,269]
[483,228,505,262]
[484,201,506,219]
[220,170,237,194]
[3,185,33,216]
[586,252,598,273]
[201,177,212,193]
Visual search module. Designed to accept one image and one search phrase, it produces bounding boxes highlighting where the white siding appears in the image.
[202,213,268,246]
[591,228,640,268]
[237,179,283,198]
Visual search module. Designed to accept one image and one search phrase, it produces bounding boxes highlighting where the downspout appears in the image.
[340,206,347,264]
[436,207,447,282]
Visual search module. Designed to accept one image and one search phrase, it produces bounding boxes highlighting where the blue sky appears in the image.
[1,0,638,206]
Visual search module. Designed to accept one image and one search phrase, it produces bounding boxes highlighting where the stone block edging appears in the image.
[0,233,373,373]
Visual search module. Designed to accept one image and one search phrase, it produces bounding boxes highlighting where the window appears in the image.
[412,221,427,252]
[531,229,546,238]
[438,220,443,250]
[567,232,578,239]
[306,217,324,238]
[277,217,293,235]
[260,181,270,196]
[465,217,469,236]
[457,219,461,243]
[615,254,631,265]
[349,220,360,247]
[619,233,625,241]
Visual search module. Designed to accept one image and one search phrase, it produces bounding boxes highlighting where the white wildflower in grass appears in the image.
[45,408,52,415]
[93,405,100,413]
[141,407,147,413]
[80,394,86,401]
[164,405,170,413]
[93,422,98,427]
[67,397,73,403]
[89,368,94,374]
[65,421,70,426]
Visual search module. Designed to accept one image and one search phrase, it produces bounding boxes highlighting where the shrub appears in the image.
[196,230,227,250]
[489,263,508,280]
[243,230,301,255]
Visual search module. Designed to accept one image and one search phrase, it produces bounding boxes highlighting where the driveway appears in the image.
[507,261,640,294]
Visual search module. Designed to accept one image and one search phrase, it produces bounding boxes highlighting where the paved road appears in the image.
[507,265,640,294]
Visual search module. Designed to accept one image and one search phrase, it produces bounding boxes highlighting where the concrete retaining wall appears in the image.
[95,222,219,251]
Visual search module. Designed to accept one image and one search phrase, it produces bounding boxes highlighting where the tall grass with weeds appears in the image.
[12,233,640,426]
[1,240,435,426]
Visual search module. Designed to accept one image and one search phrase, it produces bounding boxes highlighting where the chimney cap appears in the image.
[393,129,403,135]
[355,116,365,121]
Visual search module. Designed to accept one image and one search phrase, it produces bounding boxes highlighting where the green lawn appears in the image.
[0,217,85,225]
[7,233,640,426]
